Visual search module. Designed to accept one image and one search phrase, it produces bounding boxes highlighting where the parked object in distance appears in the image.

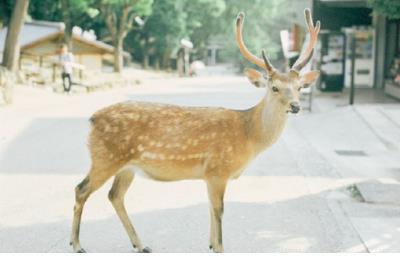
[189,60,206,76]
[70,9,321,253]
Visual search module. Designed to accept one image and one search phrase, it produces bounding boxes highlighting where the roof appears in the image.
[0,21,64,52]
[0,20,129,57]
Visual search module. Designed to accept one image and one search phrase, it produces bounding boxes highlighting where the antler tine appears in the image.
[236,12,275,74]
[261,49,275,75]
[292,8,320,72]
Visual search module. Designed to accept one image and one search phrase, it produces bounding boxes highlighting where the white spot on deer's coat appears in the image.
[158,154,166,160]
[141,152,156,160]
[128,113,140,120]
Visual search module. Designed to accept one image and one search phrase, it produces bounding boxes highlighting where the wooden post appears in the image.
[52,63,57,83]
[18,55,22,70]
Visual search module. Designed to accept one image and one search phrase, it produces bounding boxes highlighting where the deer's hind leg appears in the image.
[108,168,151,252]
[70,163,120,253]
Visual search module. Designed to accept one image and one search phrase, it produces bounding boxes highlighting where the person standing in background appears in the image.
[59,44,74,93]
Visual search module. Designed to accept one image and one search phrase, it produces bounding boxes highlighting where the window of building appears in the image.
[387,19,400,87]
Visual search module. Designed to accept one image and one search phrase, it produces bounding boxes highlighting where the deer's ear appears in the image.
[245,68,266,88]
[301,70,320,88]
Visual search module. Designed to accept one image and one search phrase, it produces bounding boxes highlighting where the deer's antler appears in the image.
[292,9,320,72]
[236,12,275,75]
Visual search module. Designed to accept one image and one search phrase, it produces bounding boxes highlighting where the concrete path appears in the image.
[0,73,399,252]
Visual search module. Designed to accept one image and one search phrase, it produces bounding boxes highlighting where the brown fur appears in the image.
[70,9,320,253]
[88,102,256,181]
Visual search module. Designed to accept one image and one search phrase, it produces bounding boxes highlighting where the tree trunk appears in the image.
[143,53,149,69]
[61,0,73,49]
[142,36,149,69]
[114,36,124,73]
[2,0,30,72]
[162,50,171,70]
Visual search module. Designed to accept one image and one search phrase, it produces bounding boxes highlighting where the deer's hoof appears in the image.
[76,248,86,253]
[141,247,152,253]
[210,246,224,253]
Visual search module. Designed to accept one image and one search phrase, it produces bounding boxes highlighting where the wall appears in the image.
[76,54,102,72]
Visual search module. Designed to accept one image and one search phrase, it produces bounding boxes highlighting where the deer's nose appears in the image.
[290,102,300,113]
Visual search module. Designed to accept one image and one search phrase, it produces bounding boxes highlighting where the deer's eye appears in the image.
[272,86,279,92]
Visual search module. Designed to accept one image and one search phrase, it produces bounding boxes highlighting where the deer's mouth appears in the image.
[287,109,301,114]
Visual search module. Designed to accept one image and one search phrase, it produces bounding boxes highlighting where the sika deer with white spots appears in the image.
[70,9,320,253]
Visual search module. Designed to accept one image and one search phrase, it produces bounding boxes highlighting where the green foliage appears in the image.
[127,0,226,66]
[95,0,153,40]
[219,0,293,66]
[29,0,95,27]
[25,0,293,70]
[367,0,400,19]
[182,0,226,59]
[0,0,16,27]
[96,0,153,21]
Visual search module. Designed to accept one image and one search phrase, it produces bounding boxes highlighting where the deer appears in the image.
[70,8,320,253]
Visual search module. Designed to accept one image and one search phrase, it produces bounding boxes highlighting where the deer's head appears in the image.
[236,9,320,114]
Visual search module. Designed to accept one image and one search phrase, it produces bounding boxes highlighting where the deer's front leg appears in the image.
[206,178,227,253]
[209,207,215,250]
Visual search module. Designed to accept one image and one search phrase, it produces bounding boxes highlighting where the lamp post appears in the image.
[349,34,356,105]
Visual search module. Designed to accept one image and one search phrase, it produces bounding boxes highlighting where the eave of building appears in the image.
[20,31,130,58]
[317,0,368,8]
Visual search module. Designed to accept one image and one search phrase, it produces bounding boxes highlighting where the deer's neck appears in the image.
[246,96,288,154]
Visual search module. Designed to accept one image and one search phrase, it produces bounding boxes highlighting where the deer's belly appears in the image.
[124,162,204,182]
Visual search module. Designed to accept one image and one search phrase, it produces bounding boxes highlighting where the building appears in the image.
[0,20,130,73]
[310,0,400,99]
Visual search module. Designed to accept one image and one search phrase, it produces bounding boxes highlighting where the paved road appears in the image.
[0,73,399,252]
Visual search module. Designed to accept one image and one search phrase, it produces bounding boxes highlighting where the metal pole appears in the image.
[349,34,356,105]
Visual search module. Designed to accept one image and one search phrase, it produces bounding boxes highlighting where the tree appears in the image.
[2,0,30,72]
[131,0,186,69]
[129,0,290,70]
[29,0,98,49]
[368,0,400,19]
[126,0,226,69]
[214,0,295,68]
[60,0,97,48]
[0,0,15,29]
[98,0,153,72]
[183,0,226,60]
